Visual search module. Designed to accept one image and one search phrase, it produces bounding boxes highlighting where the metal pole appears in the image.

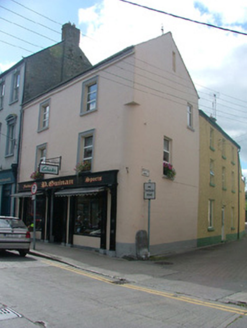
[33,196,36,250]
[148,198,151,253]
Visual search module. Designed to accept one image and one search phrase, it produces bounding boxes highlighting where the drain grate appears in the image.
[0,307,22,321]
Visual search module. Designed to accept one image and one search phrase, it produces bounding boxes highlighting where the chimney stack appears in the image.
[62,23,80,46]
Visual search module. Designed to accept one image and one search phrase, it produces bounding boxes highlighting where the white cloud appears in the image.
[77,0,247,171]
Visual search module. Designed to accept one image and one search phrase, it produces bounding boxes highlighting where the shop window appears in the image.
[38,100,50,131]
[5,114,17,157]
[0,80,5,110]
[75,194,103,237]
[81,76,98,115]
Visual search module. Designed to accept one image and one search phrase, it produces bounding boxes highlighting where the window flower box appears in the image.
[74,160,91,174]
[163,162,176,179]
[30,169,44,180]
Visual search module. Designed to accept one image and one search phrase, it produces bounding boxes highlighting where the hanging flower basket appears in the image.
[163,162,176,179]
[30,169,44,180]
[74,160,91,174]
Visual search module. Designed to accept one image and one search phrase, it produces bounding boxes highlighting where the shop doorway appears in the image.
[53,197,67,243]
[1,184,12,216]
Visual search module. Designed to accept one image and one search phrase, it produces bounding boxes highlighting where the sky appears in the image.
[1,0,247,182]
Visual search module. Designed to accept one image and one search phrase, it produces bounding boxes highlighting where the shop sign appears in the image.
[0,171,15,185]
[41,179,74,188]
[39,163,59,175]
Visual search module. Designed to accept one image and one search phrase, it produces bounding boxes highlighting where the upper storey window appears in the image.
[81,76,98,115]
[11,70,20,103]
[5,114,17,157]
[38,100,50,132]
[0,80,5,110]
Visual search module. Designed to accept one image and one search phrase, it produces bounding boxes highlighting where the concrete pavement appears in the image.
[29,232,247,306]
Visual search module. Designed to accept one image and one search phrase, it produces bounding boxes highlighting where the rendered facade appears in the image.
[17,33,200,257]
[0,23,91,216]
[197,110,245,247]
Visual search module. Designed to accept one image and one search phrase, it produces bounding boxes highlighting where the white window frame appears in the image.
[38,100,50,131]
[11,70,20,103]
[0,80,5,110]
[81,76,98,115]
[163,137,171,164]
[222,166,226,190]
[231,207,235,229]
[77,129,95,170]
[208,199,214,228]
[231,171,235,192]
[35,143,47,168]
[187,103,193,128]
[210,128,214,150]
[222,138,226,159]
[210,159,215,186]
[5,114,17,157]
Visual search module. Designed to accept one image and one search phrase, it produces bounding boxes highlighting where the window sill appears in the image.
[231,161,235,165]
[231,190,236,194]
[9,99,18,105]
[38,126,49,133]
[231,227,236,231]
[163,175,174,181]
[208,227,215,232]
[210,182,215,187]
[187,125,195,132]
[222,187,227,191]
[222,155,227,160]
[5,153,14,158]
[80,108,97,116]
[210,146,215,152]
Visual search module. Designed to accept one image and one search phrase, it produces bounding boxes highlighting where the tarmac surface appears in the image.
[29,228,247,306]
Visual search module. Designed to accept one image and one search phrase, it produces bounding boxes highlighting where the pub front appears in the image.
[15,170,118,254]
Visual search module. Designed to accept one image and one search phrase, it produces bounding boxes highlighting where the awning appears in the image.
[55,187,105,197]
[11,192,43,198]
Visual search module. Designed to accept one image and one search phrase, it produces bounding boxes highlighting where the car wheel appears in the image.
[19,250,28,257]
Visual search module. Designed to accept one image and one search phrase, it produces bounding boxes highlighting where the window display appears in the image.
[75,194,103,237]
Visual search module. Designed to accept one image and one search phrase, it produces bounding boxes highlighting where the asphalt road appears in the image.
[1,244,247,328]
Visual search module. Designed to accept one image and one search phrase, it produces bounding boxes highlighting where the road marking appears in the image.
[43,259,247,316]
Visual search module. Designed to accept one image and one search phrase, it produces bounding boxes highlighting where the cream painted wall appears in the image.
[116,34,199,250]
[20,33,199,256]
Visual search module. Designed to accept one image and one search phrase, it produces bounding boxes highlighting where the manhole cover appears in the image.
[0,308,22,321]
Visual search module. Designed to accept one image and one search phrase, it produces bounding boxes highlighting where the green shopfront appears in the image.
[16,170,118,253]
[0,168,17,216]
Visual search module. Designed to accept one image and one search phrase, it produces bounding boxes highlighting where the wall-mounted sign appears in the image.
[39,163,59,175]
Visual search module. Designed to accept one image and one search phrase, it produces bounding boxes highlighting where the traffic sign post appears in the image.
[31,183,37,250]
[144,181,156,253]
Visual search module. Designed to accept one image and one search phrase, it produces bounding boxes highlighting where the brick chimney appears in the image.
[62,23,80,46]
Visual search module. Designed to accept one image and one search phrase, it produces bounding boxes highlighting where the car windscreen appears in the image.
[1,219,27,229]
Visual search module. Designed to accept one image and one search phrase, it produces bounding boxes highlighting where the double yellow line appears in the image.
[44,260,247,316]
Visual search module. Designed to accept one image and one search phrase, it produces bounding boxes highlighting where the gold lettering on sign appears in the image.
[41,179,74,189]
[85,176,103,183]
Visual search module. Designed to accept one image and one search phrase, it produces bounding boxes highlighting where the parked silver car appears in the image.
[0,216,31,257]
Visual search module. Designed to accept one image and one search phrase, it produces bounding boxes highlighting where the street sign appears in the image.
[31,182,38,195]
[144,182,156,200]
